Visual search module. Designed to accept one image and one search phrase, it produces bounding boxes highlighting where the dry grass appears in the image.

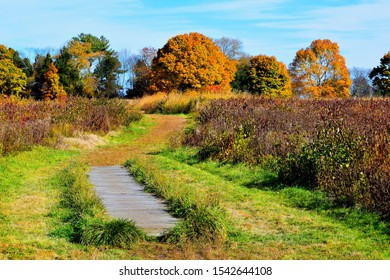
[130,90,240,114]
[56,134,106,150]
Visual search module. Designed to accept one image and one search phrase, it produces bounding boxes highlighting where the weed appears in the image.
[161,205,227,243]
[131,90,239,114]
[81,219,146,247]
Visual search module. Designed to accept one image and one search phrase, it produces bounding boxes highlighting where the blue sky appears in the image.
[1,0,389,68]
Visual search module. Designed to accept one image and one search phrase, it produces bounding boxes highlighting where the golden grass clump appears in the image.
[132,90,240,114]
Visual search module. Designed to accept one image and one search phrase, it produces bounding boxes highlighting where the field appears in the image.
[0,95,389,259]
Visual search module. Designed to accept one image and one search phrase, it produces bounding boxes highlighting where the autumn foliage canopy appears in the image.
[289,39,352,98]
[149,32,236,93]
[246,55,292,97]
[41,62,67,101]
[0,45,27,96]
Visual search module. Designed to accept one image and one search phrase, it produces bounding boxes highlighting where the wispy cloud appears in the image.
[248,0,390,67]
[255,0,389,34]
[0,0,387,68]
[142,0,288,20]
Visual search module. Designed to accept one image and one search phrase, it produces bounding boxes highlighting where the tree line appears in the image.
[0,32,389,99]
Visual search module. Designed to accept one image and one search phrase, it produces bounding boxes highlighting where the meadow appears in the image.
[0,94,389,259]
[184,97,390,218]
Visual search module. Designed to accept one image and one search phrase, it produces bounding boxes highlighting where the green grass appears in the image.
[105,115,156,145]
[0,146,80,259]
[127,146,390,259]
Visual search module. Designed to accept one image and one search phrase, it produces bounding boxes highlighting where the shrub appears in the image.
[0,96,143,155]
[81,219,146,246]
[185,97,390,218]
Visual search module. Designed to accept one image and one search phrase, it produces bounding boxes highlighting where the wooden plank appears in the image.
[89,166,178,236]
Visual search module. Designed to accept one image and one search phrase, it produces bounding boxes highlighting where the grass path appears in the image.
[80,114,187,166]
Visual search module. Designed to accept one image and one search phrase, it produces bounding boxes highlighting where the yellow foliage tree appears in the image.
[247,54,292,97]
[289,39,351,98]
[0,44,27,96]
[150,32,236,93]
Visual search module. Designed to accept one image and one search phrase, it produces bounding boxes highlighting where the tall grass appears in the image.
[131,90,240,114]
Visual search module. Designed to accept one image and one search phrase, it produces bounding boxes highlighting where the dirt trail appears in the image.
[81,114,187,166]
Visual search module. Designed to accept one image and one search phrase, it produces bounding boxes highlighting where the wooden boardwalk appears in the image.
[89,166,178,236]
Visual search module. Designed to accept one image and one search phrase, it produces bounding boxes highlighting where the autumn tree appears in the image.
[232,54,291,96]
[29,53,53,98]
[289,39,351,97]
[369,51,390,97]
[214,37,244,60]
[150,32,236,93]
[40,62,67,100]
[0,44,27,96]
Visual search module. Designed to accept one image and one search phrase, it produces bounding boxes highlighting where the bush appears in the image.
[185,97,390,218]
[0,96,143,155]
[81,219,146,246]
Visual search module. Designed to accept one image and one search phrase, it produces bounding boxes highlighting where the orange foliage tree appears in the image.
[149,32,236,93]
[289,39,351,98]
[41,62,67,100]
